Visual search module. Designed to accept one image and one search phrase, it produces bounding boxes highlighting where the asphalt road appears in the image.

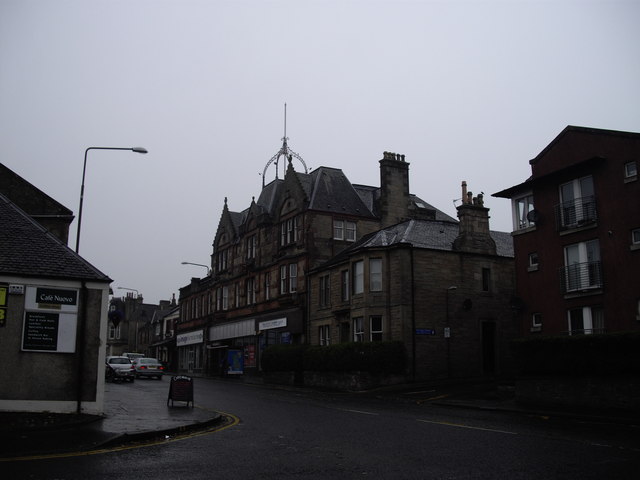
[5,377,640,479]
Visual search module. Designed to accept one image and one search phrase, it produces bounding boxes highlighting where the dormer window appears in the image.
[334,220,356,241]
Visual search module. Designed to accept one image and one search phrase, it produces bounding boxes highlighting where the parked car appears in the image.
[105,356,135,383]
[123,352,145,362]
[132,357,165,379]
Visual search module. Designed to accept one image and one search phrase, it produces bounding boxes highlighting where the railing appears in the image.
[555,195,597,231]
[559,261,603,293]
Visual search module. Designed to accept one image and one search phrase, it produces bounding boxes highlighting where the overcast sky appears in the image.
[1,0,638,304]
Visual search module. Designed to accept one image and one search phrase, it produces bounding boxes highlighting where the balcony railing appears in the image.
[555,195,597,231]
[560,261,603,293]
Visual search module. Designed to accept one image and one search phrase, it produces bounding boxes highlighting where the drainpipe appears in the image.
[410,246,416,381]
[76,281,88,414]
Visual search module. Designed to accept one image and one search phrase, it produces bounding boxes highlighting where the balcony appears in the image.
[559,261,603,294]
[555,196,597,232]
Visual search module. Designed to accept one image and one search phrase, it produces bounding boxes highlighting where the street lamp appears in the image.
[181,261,211,275]
[445,286,457,378]
[75,146,148,253]
[117,286,139,297]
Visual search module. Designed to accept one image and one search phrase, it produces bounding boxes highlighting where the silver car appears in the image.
[105,356,135,383]
[132,357,165,379]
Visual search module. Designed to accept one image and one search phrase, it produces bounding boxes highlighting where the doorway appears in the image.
[481,321,496,374]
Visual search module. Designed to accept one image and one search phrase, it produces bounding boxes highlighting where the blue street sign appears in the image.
[415,329,436,335]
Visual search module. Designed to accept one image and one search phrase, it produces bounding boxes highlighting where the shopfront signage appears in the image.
[22,286,79,352]
[259,317,287,331]
[0,284,7,327]
[177,329,204,347]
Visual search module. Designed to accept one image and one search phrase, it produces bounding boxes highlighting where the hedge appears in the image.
[511,331,640,376]
[261,341,406,374]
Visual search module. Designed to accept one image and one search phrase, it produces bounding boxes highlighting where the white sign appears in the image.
[21,286,79,352]
[177,329,204,347]
[259,317,287,331]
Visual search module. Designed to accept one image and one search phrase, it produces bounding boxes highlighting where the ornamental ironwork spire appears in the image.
[262,103,308,188]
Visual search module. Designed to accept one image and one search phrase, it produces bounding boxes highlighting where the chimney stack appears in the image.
[453,182,496,255]
[378,151,410,227]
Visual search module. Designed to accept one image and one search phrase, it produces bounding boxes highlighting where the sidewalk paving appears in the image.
[0,377,221,459]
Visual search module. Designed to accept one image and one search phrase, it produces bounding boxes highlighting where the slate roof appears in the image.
[0,193,111,282]
[317,219,513,270]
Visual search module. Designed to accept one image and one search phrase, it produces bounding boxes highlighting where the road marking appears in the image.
[416,418,518,435]
[0,411,240,462]
[339,408,379,416]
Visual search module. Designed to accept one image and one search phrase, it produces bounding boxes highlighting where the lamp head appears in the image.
[132,147,148,154]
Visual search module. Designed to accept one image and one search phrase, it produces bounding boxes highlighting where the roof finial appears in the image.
[262,103,308,188]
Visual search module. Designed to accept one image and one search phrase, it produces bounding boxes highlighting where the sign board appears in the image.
[227,349,244,375]
[177,329,204,347]
[259,317,287,331]
[22,286,79,353]
[415,329,436,335]
[0,283,7,327]
[167,375,194,407]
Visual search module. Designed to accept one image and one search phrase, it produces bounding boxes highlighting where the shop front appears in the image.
[176,329,205,375]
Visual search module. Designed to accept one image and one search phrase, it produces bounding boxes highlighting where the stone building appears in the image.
[177,145,450,376]
[308,183,516,381]
[178,140,516,380]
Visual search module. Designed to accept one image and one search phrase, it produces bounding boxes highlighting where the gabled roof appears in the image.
[0,163,73,219]
[0,194,111,282]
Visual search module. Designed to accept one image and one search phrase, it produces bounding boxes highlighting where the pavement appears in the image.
[1,375,638,460]
[0,375,223,459]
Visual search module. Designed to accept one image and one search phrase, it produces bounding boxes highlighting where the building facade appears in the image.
[494,126,640,336]
[308,184,516,380]
[178,144,517,379]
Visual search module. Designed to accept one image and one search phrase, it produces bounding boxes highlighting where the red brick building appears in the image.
[494,126,640,336]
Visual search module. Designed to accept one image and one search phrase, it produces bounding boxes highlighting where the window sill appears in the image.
[630,244,640,252]
[527,265,539,272]
[559,221,597,236]
[512,225,536,236]
[563,288,603,299]
[530,325,542,333]
[624,175,637,184]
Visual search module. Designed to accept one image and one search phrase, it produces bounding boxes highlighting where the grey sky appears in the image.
[1,0,638,304]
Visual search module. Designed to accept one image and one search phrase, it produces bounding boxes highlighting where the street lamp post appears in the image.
[75,146,148,253]
[445,286,457,378]
[181,261,211,275]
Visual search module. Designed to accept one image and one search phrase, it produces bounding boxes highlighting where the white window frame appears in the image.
[246,234,256,259]
[353,260,364,294]
[222,286,229,311]
[567,306,604,335]
[369,258,382,292]
[512,193,535,230]
[234,283,241,308]
[280,265,288,294]
[333,220,344,240]
[532,313,542,327]
[370,315,383,342]
[319,275,330,307]
[559,176,595,228]
[632,228,640,246]
[319,325,331,346]
[564,239,601,292]
[341,270,350,301]
[345,221,356,242]
[353,317,364,342]
[264,271,271,301]
[246,277,256,305]
[289,263,297,292]
[625,161,637,179]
